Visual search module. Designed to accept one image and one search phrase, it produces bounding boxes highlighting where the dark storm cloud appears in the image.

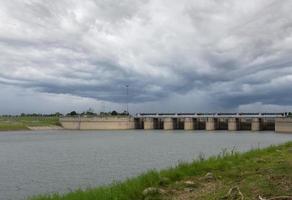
[1,0,292,110]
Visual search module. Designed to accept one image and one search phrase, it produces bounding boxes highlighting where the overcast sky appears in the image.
[0,0,292,114]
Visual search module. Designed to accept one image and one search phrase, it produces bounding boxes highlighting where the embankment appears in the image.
[30,142,292,200]
[0,116,60,131]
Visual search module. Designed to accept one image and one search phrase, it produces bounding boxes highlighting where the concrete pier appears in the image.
[206,118,217,131]
[251,118,262,131]
[275,118,292,133]
[184,118,195,130]
[228,118,239,131]
[164,118,175,130]
[144,117,155,130]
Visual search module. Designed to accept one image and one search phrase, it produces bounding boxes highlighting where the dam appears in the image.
[60,112,292,133]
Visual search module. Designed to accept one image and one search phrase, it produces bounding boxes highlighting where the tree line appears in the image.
[67,110,129,116]
[1,109,129,117]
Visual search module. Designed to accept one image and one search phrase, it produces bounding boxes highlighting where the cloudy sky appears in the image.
[0,0,292,114]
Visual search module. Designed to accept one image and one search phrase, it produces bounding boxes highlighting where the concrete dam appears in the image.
[60,113,292,133]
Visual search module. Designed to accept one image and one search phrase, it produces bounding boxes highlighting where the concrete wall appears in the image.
[275,118,292,133]
[60,117,135,130]
[60,120,81,130]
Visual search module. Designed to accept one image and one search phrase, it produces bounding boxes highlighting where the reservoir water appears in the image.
[0,130,292,200]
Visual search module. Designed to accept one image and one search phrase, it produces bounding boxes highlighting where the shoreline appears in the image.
[27,126,64,131]
[0,125,63,131]
[30,142,292,200]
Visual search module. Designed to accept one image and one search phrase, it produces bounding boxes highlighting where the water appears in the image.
[0,130,292,200]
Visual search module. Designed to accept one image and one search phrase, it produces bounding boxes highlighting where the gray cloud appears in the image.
[0,0,292,112]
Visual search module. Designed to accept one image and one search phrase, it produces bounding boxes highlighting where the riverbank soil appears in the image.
[0,116,60,131]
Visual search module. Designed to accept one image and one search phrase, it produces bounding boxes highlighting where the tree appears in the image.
[67,111,78,116]
[54,112,62,117]
[122,110,129,115]
[111,110,118,116]
[86,108,95,116]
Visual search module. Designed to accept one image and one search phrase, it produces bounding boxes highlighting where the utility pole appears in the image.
[126,85,129,115]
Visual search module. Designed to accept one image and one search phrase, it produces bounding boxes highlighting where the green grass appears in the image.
[30,142,292,200]
[0,116,60,131]
[0,123,29,131]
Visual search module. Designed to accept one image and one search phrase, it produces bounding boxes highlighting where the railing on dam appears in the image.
[135,112,287,118]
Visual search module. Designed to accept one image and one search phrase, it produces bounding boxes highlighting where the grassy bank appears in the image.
[30,142,292,200]
[0,116,60,131]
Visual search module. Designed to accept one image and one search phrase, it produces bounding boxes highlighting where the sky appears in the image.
[0,0,292,115]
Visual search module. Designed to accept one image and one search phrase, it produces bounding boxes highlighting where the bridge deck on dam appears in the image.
[135,112,287,118]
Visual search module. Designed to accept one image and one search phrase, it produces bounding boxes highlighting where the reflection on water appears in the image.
[0,130,292,200]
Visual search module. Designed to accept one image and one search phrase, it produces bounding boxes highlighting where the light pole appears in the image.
[126,85,129,115]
